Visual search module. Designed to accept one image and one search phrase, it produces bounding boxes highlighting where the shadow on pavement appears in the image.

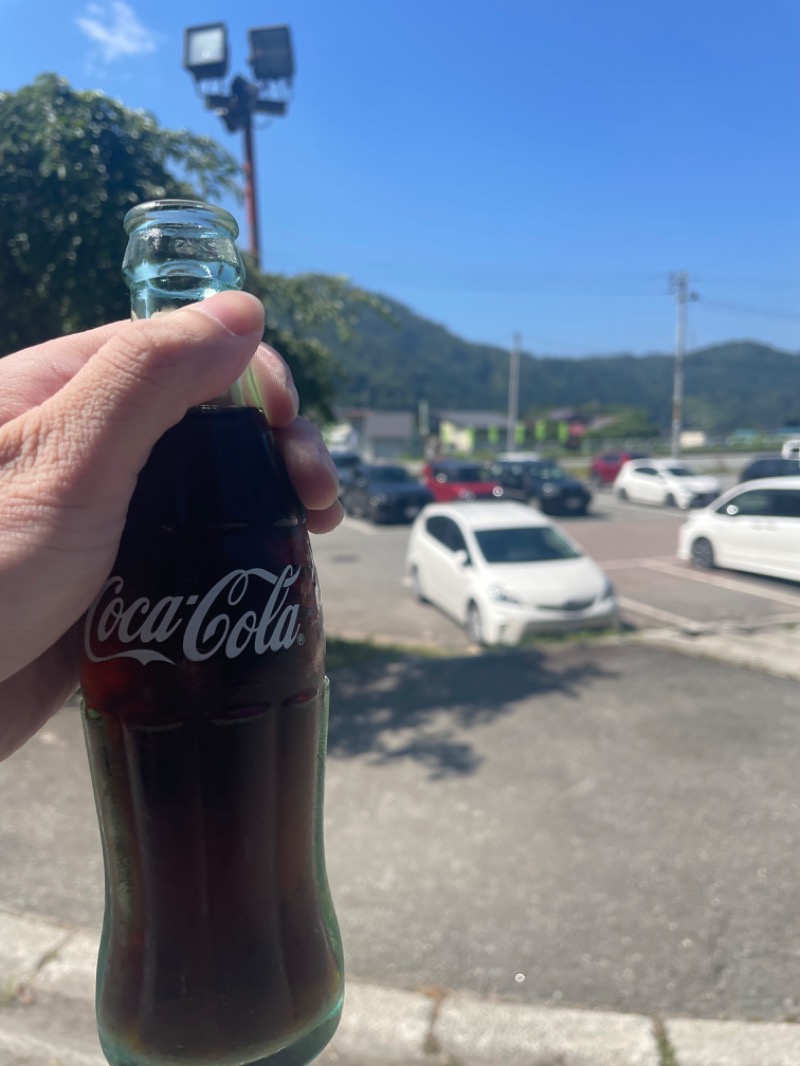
[328,646,617,779]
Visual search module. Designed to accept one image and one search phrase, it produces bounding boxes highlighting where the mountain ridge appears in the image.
[319,288,799,434]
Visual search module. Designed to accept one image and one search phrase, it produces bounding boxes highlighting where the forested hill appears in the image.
[320,291,800,434]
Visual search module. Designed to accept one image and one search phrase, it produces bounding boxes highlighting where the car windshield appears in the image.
[474,526,582,564]
[439,465,493,482]
[530,463,566,479]
[332,454,361,471]
[369,466,411,483]
[663,465,696,477]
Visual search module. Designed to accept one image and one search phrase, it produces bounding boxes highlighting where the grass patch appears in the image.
[325,624,634,668]
[653,1019,678,1066]
[515,622,632,650]
[325,636,447,669]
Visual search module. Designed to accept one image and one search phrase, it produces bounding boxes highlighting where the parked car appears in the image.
[678,477,800,581]
[404,501,618,645]
[331,451,364,497]
[341,463,433,523]
[490,457,592,516]
[422,460,504,503]
[737,455,800,483]
[614,458,720,510]
[589,450,649,486]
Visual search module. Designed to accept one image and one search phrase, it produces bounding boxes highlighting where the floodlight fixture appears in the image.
[184,23,229,82]
[184,21,295,267]
[248,26,294,83]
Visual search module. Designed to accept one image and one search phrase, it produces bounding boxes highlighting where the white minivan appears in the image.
[678,477,800,581]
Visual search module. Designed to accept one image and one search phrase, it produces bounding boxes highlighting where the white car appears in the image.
[678,477,800,581]
[614,458,720,510]
[404,501,618,645]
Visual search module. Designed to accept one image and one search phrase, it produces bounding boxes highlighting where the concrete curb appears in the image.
[3,911,800,1066]
[635,623,800,682]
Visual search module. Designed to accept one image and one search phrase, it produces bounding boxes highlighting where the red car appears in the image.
[422,460,504,502]
[589,451,649,486]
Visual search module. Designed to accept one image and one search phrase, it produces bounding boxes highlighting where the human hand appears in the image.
[0,291,342,759]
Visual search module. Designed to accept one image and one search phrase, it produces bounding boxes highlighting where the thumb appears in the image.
[26,291,265,496]
[0,292,266,682]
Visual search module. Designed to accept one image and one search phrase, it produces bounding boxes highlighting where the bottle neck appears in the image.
[123,200,251,410]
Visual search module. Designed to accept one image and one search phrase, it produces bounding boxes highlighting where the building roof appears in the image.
[436,410,510,430]
[362,410,415,439]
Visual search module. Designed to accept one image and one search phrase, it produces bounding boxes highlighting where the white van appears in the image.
[678,477,800,581]
[781,439,800,461]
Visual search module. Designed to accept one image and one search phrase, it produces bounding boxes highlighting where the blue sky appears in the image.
[3,0,799,356]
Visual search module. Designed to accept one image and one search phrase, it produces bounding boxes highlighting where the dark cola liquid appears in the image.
[80,406,343,1066]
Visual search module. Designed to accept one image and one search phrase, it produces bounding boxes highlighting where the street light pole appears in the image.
[183,23,293,273]
[242,112,260,266]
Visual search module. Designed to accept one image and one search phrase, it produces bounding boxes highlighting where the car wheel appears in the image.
[409,566,428,604]
[466,602,485,646]
[664,493,676,507]
[691,537,715,570]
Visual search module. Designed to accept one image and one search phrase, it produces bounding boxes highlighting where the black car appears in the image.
[738,455,800,483]
[330,451,365,498]
[490,458,592,516]
[341,464,434,523]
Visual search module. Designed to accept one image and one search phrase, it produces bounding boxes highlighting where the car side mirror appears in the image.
[454,549,472,568]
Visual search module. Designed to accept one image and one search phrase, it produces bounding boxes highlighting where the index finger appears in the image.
[0,322,131,424]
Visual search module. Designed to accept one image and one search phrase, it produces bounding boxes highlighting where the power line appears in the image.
[698,297,800,322]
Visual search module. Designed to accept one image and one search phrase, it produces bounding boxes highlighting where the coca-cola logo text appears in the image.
[84,567,303,665]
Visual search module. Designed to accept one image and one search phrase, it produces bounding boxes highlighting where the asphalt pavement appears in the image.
[3,623,800,1065]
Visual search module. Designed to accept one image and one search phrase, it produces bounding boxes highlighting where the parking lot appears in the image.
[5,478,800,1025]
[314,487,800,648]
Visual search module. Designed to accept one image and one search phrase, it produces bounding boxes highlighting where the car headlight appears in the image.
[487,585,521,604]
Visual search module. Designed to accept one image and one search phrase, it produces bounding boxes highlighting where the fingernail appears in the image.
[317,442,339,480]
[287,376,300,415]
[190,292,265,337]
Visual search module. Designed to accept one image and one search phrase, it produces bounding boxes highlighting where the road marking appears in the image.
[617,596,702,630]
[643,559,800,607]
[601,556,676,571]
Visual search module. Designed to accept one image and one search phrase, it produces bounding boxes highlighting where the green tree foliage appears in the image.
[0,74,240,351]
[244,267,389,421]
[0,75,383,420]
[583,407,659,439]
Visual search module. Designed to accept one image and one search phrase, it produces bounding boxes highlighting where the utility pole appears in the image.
[669,271,698,458]
[506,332,522,453]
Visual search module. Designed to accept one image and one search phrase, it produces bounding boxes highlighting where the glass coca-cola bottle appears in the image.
[79,200,344,1066]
